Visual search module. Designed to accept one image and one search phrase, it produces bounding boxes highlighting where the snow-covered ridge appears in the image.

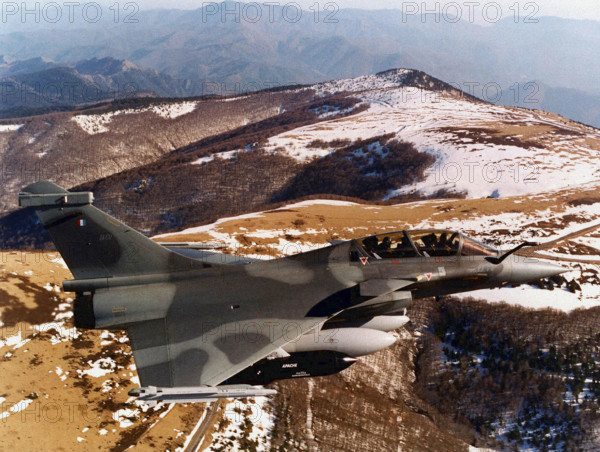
[153,199,357,239]
[265,83,600,198]
[71,101,200,135]
[313,69,413,97]
[72,110,133,134]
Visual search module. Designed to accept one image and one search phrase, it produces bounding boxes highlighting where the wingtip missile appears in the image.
[130,385,278,405]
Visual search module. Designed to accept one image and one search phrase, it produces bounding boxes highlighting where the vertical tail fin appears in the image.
[19,181,203,280]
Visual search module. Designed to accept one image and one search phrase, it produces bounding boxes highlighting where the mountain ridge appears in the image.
[1,68,598,250]
[0,56,208,116]
[1,4,599,125]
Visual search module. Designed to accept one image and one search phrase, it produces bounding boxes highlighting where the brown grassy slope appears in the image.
[156,181,600,252]
[0,252,206,452]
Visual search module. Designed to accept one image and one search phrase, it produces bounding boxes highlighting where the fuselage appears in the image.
[70,228,566,386]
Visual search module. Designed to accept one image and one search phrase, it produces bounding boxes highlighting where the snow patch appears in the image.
[54,258,69,270]
[72,101,200,134]
[113,408,139,428]
[0,124,23,132]
[151,101,198,119]
[71,111,129,134]
[191,150,242,165]
[1,399,34,420]
[208,398,274,451]
[78,358,117,378]
[0,331,30,350]
[33,324,80,345]
[453,285,593,313]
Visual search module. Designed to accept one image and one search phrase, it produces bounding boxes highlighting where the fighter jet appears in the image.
[19,182,566,404]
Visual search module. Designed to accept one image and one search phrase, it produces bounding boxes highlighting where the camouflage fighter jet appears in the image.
[19,182,566,404]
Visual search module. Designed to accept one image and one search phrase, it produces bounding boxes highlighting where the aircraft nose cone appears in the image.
[523,261,567,280]
[508,256,568,283]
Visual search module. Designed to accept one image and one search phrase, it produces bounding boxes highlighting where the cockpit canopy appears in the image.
[356,230,498,259]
